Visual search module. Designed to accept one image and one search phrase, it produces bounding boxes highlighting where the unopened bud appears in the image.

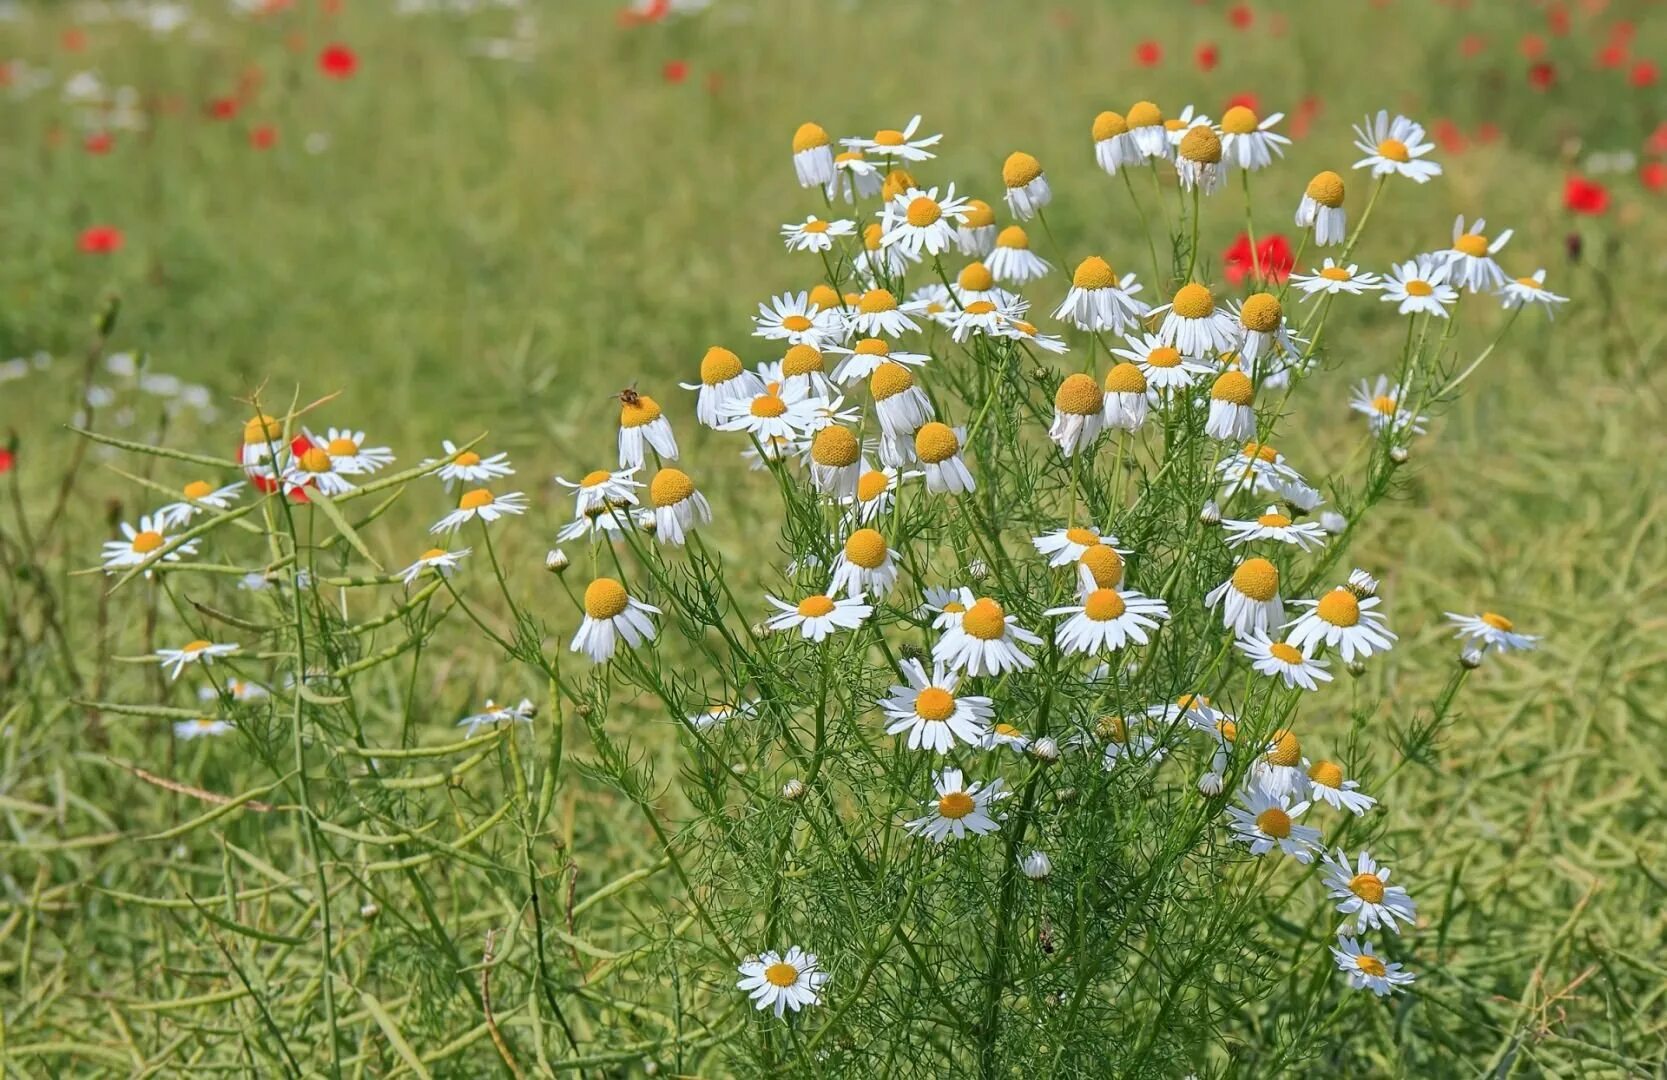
[1389,445,1409,465]
[1319,510,1347,535]
[1346,568,1379,598]
[545,548,569,574]
[730,761,749,776]
[1199,500,1221,525]
[1020,850,1052,881]
[1197,771,1225,796]
[750,622,768,637]
[360,902,380,920]
[780,777,806,800]
[1460,647,1486,670]
[1030,366,1051,383]
[1030,736,1060,764]
[1055,786,1078,806]
[1346,658,1368,678]
[968,559,989,582]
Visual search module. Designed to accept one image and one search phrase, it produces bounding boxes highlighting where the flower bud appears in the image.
[1197,772,1224,796]
[730,761,749,776]
[1389,445,1409,465]
[360,901,380,920]
[1460,647,1486,669]
[1030,736,1060,764]
[1055,786,1078,806]
[780,777,806,800]
[1347,658,1368,678]
[1020,850,1052,881]
[545,548,570,574]
[968,559,989,582]
[1319,510,1347,534]
[1346,568,1379,598]
[1199,500,1221,525]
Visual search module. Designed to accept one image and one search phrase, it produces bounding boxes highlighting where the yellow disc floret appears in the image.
[1232,558,1280,602]
[1376,138,1409,162]
[1126,101,1162,128]
[765,961,800,987]
[958,262,995,292]
[1454,232,1490,257]
[182,479,215,500]
[750,394,788,418]
[1145,346,1182,368]
[906,196,942,228]
[1266,729,1301,767]
[808,283,841,310]
[858,288,898,314]
[915,687,956,722]
[1316,588,1361,627]
[1172,283,1215,319]
[458,488,495,510]
[1220,105,1260,134]
[962,598,1008,640]
[1079,545,1124,588]
[1240,293,1282,332]
[792,122,829,153]
[913,422,960,464]
[620,395,662,428]
[1349,873,1386,904]
[869,361,915,401]
[1255,807,1292,838]
[843,528,888,569]
[1308,760,1344,789]
[1002,151,1043,188]
[1073,256,1117,290]
[1093,110,1128,141]
[856,470,890,501]
[1355,953,1387,977]
[1103,362,1147,395]
[650,468,695,508]
[299,447,333,473]
[811,426,860,468]
[797,594,836,617]
[326,436,358,456]
[937,790,975,819]
[1179,126,1222,164]
[1306,170,1345,207]
[996,225,1029,250]
[700,346,743,385]
[782,344,824,377]
[584,577,630,620]
[1084,588,1127,621]
[1481,612,1514,631]
[131,530,164,553]
[243,413,282,444]
[1211,371,1254,406]
[1055,373,1103,415]
[961,198,996,228]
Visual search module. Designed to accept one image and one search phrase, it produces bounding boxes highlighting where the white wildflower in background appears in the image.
[905,768,1008,842]
[1331,937,1416,996]
[737,946,829,1017]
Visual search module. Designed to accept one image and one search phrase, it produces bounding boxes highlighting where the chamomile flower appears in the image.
[1001,151,1052,219]
[312,428,394,474]
[1349,377,1427,435]
[854,222,918,281]
[1290,260,1382,298]
[571,577,660,663]
[680,346,766,428]
[1076,544,1127,592]
[920,585,972,629]
[1049,373,1106,455]
[996,317,1070,354]
[781,214,855,253]
[1442,215,1513,292]
[400,545,470,584]
[846,288,923,339]
[1053,257,1149,334]
[905,768,1008,842]
[647,468,711,545]
[158,479,244,528]
[1164,105,1213,152]
[765,591,872,641]
[1206,557,1284,636]
[198,678,267,705]
[808,425,862,498]
[1046,586,1170,654]
[1322,850,1418,933]
[1222,505,1327,550]
[1175,124,1227,194]
[1237,632,1332,690]
[1331,937,1415,996]
[556,469,640,518]
[1249,728,1308,799]
[1093,713,1165,768]
[1155,283,1241,356]
[557,504,641,543]
[427,440,515,490]
[1499,269,1568,315]
[882,185,972,259]
[1352,110,1442,183]
[828,527,899,598]
[1220,105,1289,171]
[1286,585,1396,662]
[1444,611,1538,654]
[102,515,198,576]
[1031,524,1126,568]
[175,717,234,740]
[772,344,838,399]
[1092,110,1141,174]
[1205,371,1258,442]
[950,261,1003,306]
[910,282,957,327]
[1112,334,1214,391]
[956,198,998,256]
[457,698,536,738]
[1159,692,1233,734]
[754,291,842,346]
[1225,786,1321,862]
[1102,362,1150,432]
[827,148,881,202]
[1305,759,1378,815]
[791,122,836,187]
[881,658,992,753]
[617,391,679,468]
[950,293,1028,343]
[1294,171,1347,246]
[432,486,529,533]
[737,947,829,1018]
[868,362,935,440]
[1216,440,1304,499]
[687,700,757,731]
[826,338,929,386]
[844,114,942,162]
[913,423,975,494]
[239,412,286,468]
[1124,100,1170,160]
[155,639,239,680]
[933,596,1040,676]
[981,723,1031,753]
[844,463,914,522]
[283,440,356,496]
[985,226,1051,285]
[1233,293,1295,368]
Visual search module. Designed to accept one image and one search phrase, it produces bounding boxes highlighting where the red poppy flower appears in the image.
[662,59,688,83]
[1431,118,1467,153]
[1608,19,1635,42]
[1528,61,1556,89]
[1641,162,1667,192]
[0,448,13,475]
[207,96,239,121]
[1228,3,1252,29]
[84,131,113,154]
[61,28,87,52]
[1547,2,1570,35]
[1563,175,1609,215]
[1134,40,1162,66]
[1460,33,1487,58]
[1224,91,1260,114]
[250,125,278,150]
[78,226,123,254]
[1519,33,1546,59]
[1222,232,1293,286]
[1630,60,1657,88]
[1195,43,1219,72]
[1475,122,1501,144]
[1648,122,1667,155]
[318,43,357,79]
[1596,42,1627,68]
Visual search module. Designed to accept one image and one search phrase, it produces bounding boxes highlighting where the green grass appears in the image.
[3,0,1667,1075]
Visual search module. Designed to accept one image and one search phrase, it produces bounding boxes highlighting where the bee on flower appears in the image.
[154,639,239,680]
[986,225,1052,285]
[457,698,537,737]
[905,768,1009,842]
[647,468,711,545]
[1304,759,1378,815]
[1352,110,1442,183]
[1294,171,1347,246]
[881,658,993,753]
[1218,105,1289,171]
[780,214,855,253]
[101,514,198,576]
[1499,269,1568,315]
[1224,785,1321,862]
[912,422,975,494]
[1054,256,1149,334]
[1206,557,1284,636]
[736,946,829,1018]
[933,595,1040,675]
[842,114,942,162]
[956,198,998,256]
[1349,377,1427,435]
[1321,850,1418,934]
[1222,505,1327,550]
[1444,611,1538,654]
[1285,582,1397,662]
[430,487,529,533]
[571,578,660,663]
[1001,151,1052,219]
[1236,631,1333,690]
[157,478,244,528]
[425,439,514,490]
[1290,259,1382,298]
[1330,937,1416,996]
[1045,585,1170,654]
[1111,334,1214,392]
[764,590,872,641]
[616,389,679,469]
[1382,255,1461,318]
[828,527,900,598]
[1049,373,1107,455]
[400,545,470,585]
[790,122,836,187]
[680,347,766,428]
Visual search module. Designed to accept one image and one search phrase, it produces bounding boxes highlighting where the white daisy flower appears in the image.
[842,461,917,522]
[1232,293,1296,370]
[753,291,841,346]
[687,700,757,731]
[155,639,239,680]
[1290,259,1383,298]
[827,148,881,202]
[1205,557,1284,637]
[1101,362,1150,432]
[980,722,1031,753]
[1322,849,1418,934]
[1074,544,1128,593]
[1498,269,1568,315]
[880,184,971,259]
[617,392,679,469]
[1000,151,1051,219]
[680,347,766,428]
[158,479,244,528]
[198,678,266,704]
[1222,505,1327,550]
[1093,713,1165,768]
[845,288,922,339]
[737,946,829,1018]
[1205,371,1257,443]
[791,122,836,187]
[828,527,900,598]
[1349,376,1427,435]
[866,361,935,441]
[918,584,972,629]
[1249,728,1309,799]
[1442,215,1513,292]
[1020,850,1053,879]
[311,428,394,475]
[781,214,855,253]
[571,578,659,663]
[1045,586,1170,654]
[1092,110,1142,174]
[1111,333,1214,392]
[881,658,992,753]
[1031,524,1127,569]
[1330,937,1416,996]
[430,488,529,533]
[1049,373,1107,456]
[647,468,712,545]
[1163,105,1214,153]
[1352,110,1442,183]
[1154,283,1240,356]
[842,114,941,162]
[1294,170,1347,245]
[426,439,514,490]
[1215,440,1305,499]
[1053,257,1149,334]
[949,292,1029,344]
[1224,786,1321,862]
[956,198,998,256]
[1304,758,1378,815]
[1175,124,1227,194]
[457,698,536,738]
[807,425,863,498]
[400,545,470,585]
[1124,100,1171,161]
[718,385,819,443]
[1219,105,1289,171]
[905,768,1008,842]
[101,515,198,576]
[1285,585,1396,662]
[1381,256,1457,317]
[995,316,1070,354]
[912,423,975,494]
[282,440,356,496]
[764,591,871,642]
[825,338,929,386]
[175,717,234,740]
[1236,632,1332,691]
[854,222,919,282]
[932,596,1040,676]
[985,225,1051,285]
[1444,610,1538,654]
[556,467,642,517]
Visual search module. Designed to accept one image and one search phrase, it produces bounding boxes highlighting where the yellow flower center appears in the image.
[913,422,960,465]
[1055,373,1103,415]
[811,426,860,468]
[856,470,890,501]
[1083,588,1127,621]
[937,791,976,819]
[299,447,333,473]
[1371,395,1398,414]
[650,468,694,507]
[1240,293,1282,333]
[764,961,800,987]
[1126,101,1162,128]
[881,168,915,202]
[782,344,824,377]
[1064,527,1099,546]
[419,547,448,562]
[834,149,863,164]
[579,470,613,488]
[906,196,942,228]
[458,488,495,511]
[700,346,743,385]
[961,198,996,228]
[792,122,829,153]
[780,314,814,332]
[750,395,789,418]
[243,414,282,444]
[454,450,482,466]
[1002,150,1043,188]
[182,480,214,500]
[1513,276,1542,290]
[131,530,165,553]
[1404,279,1433,297]
[1319,266,1353,282]
[962,598,1007,640]
[964,301,998,317]
[1242,441,1278,462]
[996,225,1029,249]
[1481,612,1514,631]
[584,577,630,620]
[1256,511,1293,528]
[1010,320,1038,335]
[801,219,831,234]
[1217,719,1237,743]
[1316,588,1361,627]
[858,288,897,314]
[1096,714,1128,743]
[1308,760,1343,788]
[1145,346,1182,368]
[1349,872,1386,904]
[1266,729,1301,767]
[808,283,841,310]
[873,128,905,147]
[869,361,915,401]
[1220,105,1260,134]
[1103,362,1147,395]
[1306,171,1345,207]
[1455,233,1490,257]
[620,396,662,427]
[797,594,836,617]
[1093,110,1128,140]
[1376,138,1409,162]
[1079,545,1124,588]
[1072,256,1117,290]
[863,223,884,251]
[914,687,956,722]
[843,528,888,569]
[182,639,213,654]
[1172,283,1215,320]
[1178,126,1222,164]
[1355,954,1387,977]
[942,601,966,615]
[957,262,994,292]
[1255,807,1292,838]
[1269,642,1306,665]
[993,722,1021,739]
[326,437,358,456]
[1232,558,1280,602]
[1211,371,1254,406]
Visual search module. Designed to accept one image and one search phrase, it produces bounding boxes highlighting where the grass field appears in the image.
[3,0,1667,1075]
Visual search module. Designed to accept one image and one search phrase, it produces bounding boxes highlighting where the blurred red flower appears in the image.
[1528,61,1556,89]
[1608,19,1635,42]
[1228,4,1253,29]
[1195,43,1219,71]
[1630,60,1657,88]
[84,131,113,154]
[1596,42,1627,68]
[1460,33,1487,58]
[1134,40,1162,66]
[207,97,239,121]
[1223,232,1293,286]
[78,226,124,254]
[0,448,13,474]
[1475,122,1501,144]
[1432,118,1467,153]
[1224,91,1260,114]
[1547,2,1570,35]
[1641,162,1667,191]
[1648,122,1667,154]
[662,59,688,83]
[319,44,357,79]
[250,125,278,150]
[61,28,87,52]
[1563,175,1609,214]
[1519,33,1546,59]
